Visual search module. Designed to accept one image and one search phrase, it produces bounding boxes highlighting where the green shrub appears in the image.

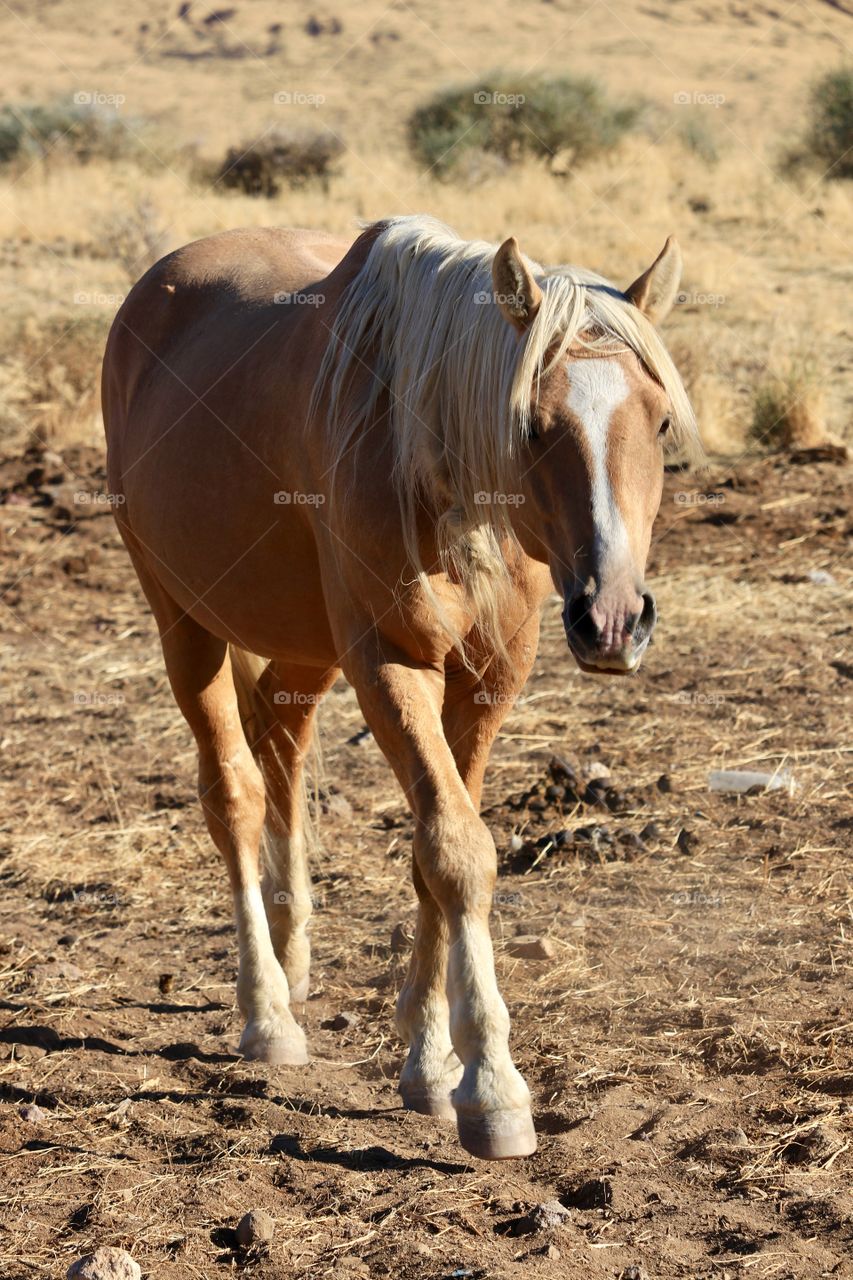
[408,74,639,179]
[214,128,344,196]
[0,99,143,169]
[806,66,853,178]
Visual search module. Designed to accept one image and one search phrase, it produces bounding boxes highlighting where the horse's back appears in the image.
[100,226,355,661]
[103,226,350,417]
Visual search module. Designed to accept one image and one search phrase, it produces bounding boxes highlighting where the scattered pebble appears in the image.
[66,1247,141,1280]
[544,1242,561,1259]
[20,1103,48,1124]
[158,973,175,994]
[509,833,524,854]
[656,774,672,793]
[807,569,835,586]
[583,761,611,782]
[507,935,555,961]
[322,1010,360,1031]
[235,1208,274,1249]
[529,1199,570,1231]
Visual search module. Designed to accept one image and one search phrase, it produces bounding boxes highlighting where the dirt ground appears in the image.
[0,440,850,1279]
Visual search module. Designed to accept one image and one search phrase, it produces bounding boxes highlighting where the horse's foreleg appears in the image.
[347,642,535,1159]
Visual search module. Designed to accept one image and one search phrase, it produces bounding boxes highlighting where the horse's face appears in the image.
[492,234,683,674]
[516,347,668,674]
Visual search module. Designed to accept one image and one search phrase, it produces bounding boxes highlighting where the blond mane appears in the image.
[311,214,698,664]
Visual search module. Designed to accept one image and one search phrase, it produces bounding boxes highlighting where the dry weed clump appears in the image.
[0,311,109,451]
[212,129,345,197]
[750,360,829,450]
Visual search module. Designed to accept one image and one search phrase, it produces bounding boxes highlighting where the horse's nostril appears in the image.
[565,593,598,648]
[637,592,657,638]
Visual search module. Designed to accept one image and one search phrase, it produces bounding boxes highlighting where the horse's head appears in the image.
[493,236,685,674]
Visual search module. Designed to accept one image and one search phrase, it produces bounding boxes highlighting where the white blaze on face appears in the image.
[566,357,630,569]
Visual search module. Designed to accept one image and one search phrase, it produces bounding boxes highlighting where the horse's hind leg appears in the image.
[126,556,308,1065]
[249,661,339,1001]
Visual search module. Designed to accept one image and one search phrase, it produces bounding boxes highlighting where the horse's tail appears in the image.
[228,646,318,868]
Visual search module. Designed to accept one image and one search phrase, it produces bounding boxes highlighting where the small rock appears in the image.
[509,833,524,854]
[322,1010,359,1031]
[618,1267,646,1280]
[656,774,673,794]
[507,935,555,961]
[544,784,565,802]
[583,761,611,782]
[57,933,78,947]
[235,1208,274,1248]
[530,1199,570,1231]
[158,973,175,994]
[639,821,660,842]
[807,569,835,586]
[67,1248,141,1280]
[528,797,547,813]
[544,1242,561,1258]
[390,922,413,953]
[20,1103,48,1124]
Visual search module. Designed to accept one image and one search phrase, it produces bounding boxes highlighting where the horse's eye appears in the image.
[527,423,541,443]
[659,415,671,438]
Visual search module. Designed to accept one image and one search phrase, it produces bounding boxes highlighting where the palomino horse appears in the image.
[102,215,696,1159]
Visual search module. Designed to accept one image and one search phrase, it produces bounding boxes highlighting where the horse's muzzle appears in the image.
[563,590,657,673]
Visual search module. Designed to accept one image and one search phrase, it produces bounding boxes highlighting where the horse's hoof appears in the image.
[399,1083,457,1120]
[288,975,309,1003]
[455,1107,537,1160]
[239,1021,309,1066]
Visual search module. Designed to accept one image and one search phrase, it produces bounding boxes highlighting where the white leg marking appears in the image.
[235,883,308,1064]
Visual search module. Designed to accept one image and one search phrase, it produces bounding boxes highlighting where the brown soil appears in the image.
[0,445,851,1279]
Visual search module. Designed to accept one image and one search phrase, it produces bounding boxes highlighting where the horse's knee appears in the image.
[415,811,496,918]
[198,743,265,851]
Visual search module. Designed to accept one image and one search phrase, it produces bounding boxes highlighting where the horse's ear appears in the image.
[492,237,543,332]
[625,236,682,324]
